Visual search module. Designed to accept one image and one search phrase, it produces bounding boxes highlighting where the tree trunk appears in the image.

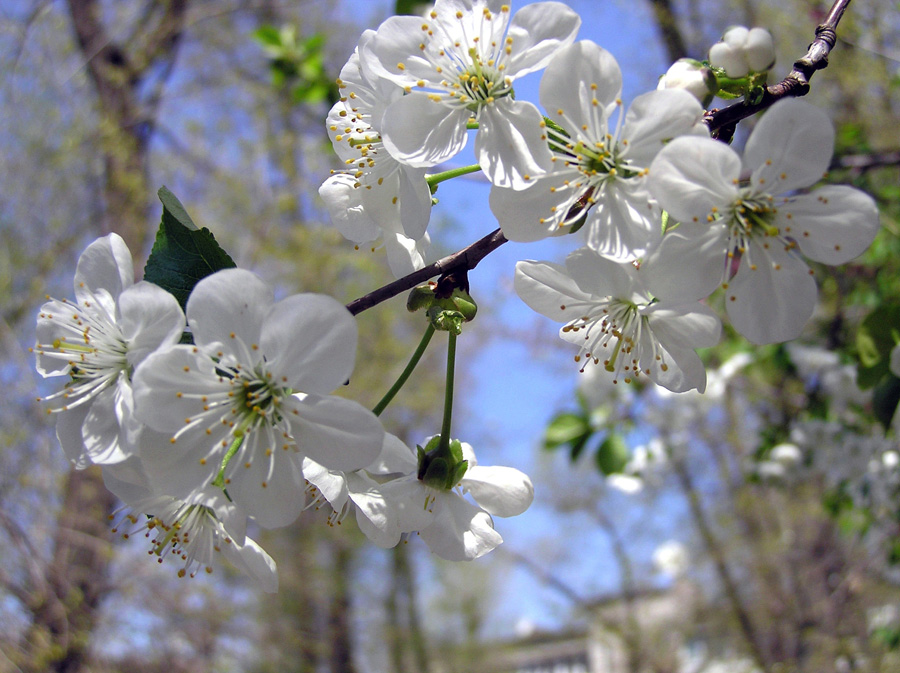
[18,3,188,671]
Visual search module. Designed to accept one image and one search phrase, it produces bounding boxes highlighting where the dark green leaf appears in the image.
[157,185,198,231]
[856,304,900,388]
[873,376,900,430]
[143,187,237,311]
[395,0,427,15]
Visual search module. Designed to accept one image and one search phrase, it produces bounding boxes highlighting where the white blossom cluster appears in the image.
[33,0,884,592]
[318,1,880,395]
[33,234,533,590]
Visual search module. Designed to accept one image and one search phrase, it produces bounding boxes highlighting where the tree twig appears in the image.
[706,0,853,137]
[345,228,507,316]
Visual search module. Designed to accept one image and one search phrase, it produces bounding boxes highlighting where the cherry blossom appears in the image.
[104,457,277,592]
[643,98,880,344]
[132,268,384,529]
[319,30,433,275]
[515,247,721,392]
[490,40,707,260]
[362,0,580,189]
[33,234,185,467]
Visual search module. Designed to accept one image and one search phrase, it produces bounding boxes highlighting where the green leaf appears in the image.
[395,0,426,14]
[595,434,629,475]
[543,412,590,449]
[873,376,900,430]
[158,185,198,231]
[253,25,283,48]
[856,304,900,388]
[143,187,237,311]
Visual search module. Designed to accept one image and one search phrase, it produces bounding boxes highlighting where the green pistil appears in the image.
[151,506,199,555]
[604,337,624,372]
[734,199,779,237]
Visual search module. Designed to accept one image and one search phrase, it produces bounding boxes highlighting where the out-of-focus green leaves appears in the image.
[544,412,591,457]
[253,25,337,105]
[595,434,628,476]
[143,187,236,311]
[873,376,900,430]
[856,303,900,388]
[543,407,630,473]
[395,0,431,15]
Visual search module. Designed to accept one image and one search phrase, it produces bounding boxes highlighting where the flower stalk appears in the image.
[372,324,436,417]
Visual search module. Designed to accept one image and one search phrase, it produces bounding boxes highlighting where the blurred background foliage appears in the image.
[0,0,898,672]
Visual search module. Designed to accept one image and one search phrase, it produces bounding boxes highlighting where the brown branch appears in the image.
[646,0,689,62]
[345,228,507,316]
[832,149,900,172]
[706,0,853,137]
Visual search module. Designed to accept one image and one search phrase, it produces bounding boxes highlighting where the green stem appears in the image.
[466,120,479,130]
[426,164,481,188]
[372,324,436,417]
[439,331,457,452]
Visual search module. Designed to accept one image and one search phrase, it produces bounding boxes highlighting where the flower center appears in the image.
[35,297,130,412]
[562,298,669,384]
[457,57,512,110]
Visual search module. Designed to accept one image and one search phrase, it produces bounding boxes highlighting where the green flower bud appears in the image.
[407,282,437,313]
[417,436,468,490]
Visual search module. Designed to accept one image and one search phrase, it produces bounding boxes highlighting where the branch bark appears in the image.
[345,228,507,316]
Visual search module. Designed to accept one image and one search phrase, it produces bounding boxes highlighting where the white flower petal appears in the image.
[745,28,775,71]
[384,232,429,279]
[565,247,638,299]
[227,442,306,529]
[381,94,470,168]
[319,174,381,244]
[187,269,274,356]
[743,99,834,194]
[363,15,443,87]
[726,239,817,344]
[56,404,92,468]
[778,185,880,265]
[302,457,349,511]
[582,180,659,261]
[221,537,279,593]
[368,432,418,476]
[260,293,357,394]
[514,260,592,322]
[540,41,621,133]
[462,465,534,517]
[490,172,574,241]
[288,393,384,472]
[505,2,581,77]
[641,221,729,302]
[81,380,132,464]
[476,98,551,190]
[419,493,502,561]
[643,301,722,351]
[649,136,740,223]
[117,282,185,368]
[620,89,707,168]
[74,233,134,303]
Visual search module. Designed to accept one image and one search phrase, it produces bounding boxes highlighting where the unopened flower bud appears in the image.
[417,436,468,490]
[709,40,748,78]
[744,27,776,72]
[657,59,718,105]
[709,25,775,78]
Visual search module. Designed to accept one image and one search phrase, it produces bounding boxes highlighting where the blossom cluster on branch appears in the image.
[32,0,882,591]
